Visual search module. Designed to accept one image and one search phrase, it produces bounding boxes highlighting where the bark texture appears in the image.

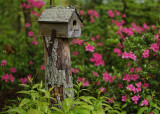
[43,34,73,104]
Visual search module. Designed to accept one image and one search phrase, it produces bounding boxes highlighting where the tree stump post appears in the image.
[43,30,74,104]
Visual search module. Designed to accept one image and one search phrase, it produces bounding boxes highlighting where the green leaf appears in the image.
[32,84,40,90]
[19,84,30,88]
[27,109,44,114]
[19,98,31,107]
[152,109,159,114]
[122,103,127,109]
[137,107,148,114]
[51,107,64,114]
[79,96,95,105]
[62,97,73,113]
[7,107,26,114]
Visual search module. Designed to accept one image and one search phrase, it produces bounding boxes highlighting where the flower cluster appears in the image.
[122,51,137,61]
[90,53,105,66]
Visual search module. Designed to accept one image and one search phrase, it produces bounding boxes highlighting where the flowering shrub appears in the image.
[1,0,160,113]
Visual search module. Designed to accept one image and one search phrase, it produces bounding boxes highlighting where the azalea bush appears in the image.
[1,0,160,113]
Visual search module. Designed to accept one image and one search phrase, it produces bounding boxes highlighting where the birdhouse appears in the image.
[38,7,83,38]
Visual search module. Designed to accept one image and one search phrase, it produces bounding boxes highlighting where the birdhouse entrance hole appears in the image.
[73,20,77,27]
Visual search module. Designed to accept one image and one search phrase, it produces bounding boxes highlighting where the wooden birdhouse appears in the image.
[38,6,83,38]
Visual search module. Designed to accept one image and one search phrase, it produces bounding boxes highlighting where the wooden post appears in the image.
[43,30,73,104]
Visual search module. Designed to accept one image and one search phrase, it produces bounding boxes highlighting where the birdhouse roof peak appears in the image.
[38,6,82,23]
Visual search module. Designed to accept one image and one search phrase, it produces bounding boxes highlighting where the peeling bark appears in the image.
[43,33,73,104]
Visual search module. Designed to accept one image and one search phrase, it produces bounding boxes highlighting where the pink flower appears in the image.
[150,43,159,52]
[96,81,100,86]
[10,68,16,73]
[143,83,149,89]
[141,99,149,106]
[135,67,142,73]
[126,84,136,92]
[122,95,127,102]
[122,51,137,61]
[142,49,149,58]
[136,82,141,88]
[28,31,34,37]
[73,51,79,56]
[9,74,15,82]
[96,35,100,40]
[77,77,85,82]
[20,77,28,84]
[91,37,95,41]
[82,80,89,87]
[72,68,75,73]
[97,42,103,46]
[117,43,123,48]
[1,60,7,66]
[132,95,140,104]
[93,10,99,18]
[32,0,44,8]
[79,10,84,16]
[25,23,30,27]
[108,10,114,18]
[88,9,92,15]
[154,34,159,40]
[130,68,134,73]
[122,14,126,18]
[91,18,95,23]
[90,53,105,66]
[113,48,121,56]
[103,71,114,82]
[1,74,9,82]
[81,24,84,27]
[29,61,33,65]
[71,39,83,45]
[40,65,45,70]
[159,29,160,34]
[99,87,106,93]
[108,97,114,103]
[85,44,95,52]
[93,72,98,77]
[143,23,149,30]
[118,84,123,88]
[32,40,38,45]
[152,25,156,29]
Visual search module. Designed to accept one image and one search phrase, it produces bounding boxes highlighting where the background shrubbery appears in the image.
[1,0,160,113]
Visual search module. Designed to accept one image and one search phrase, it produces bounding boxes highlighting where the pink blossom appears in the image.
[71,39,83,45]
[27,74,32,79]
[108,97,114,103]
[20,77,28,84]
[96,35,100,40]
[131,74,139,81]
[154,34,159,40]
[29,61,33,65]
[130,68,134,73]
[117,43,123,48]
[31,11,37,15]
[25,4,31,9]
[10,68,16,73]
[32,40,38,45]
[79,10,84,16]
[108,10,114,18]
[152,25,156,29]
[122,95,127,102]
[82,80,89,87]
[118,84,123,88]
[123,74,131,82]
[33,36,37,40]
[136,82,141,88]
[122,51,137,61]
[77,77,85,82]
[97,42,103,46]
[1,74,9,82]
[85,44,95,52]
[93,10,99,18]
[116,11,120,16]
[81,24,84,27]
[99,87,106,93]
[135,67,142,73]
[96,81,100,86]
[9,74,15,82]
[90,53,105,66]
[143,23,149,30]
[142,49,149,58]
[126,84,136,92]
[103,71,114,82]
[25,23,30,27]
[132,95,140,104]
[91,18,95,23]
[88,9,92,15]
[93,72,98,77]
[40,65,45,70]
[91,37,95,41]
[150,43,159,52]
[73,51,79,56]
[141,99,149,106]
[122,14,126,18]
[32,0,44,8]
[143,83,149,89]
[159,29,160,34]
[113,48,121,56]
[1,60,7,66]
[28,31,34,37]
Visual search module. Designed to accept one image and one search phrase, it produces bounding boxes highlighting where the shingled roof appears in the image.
[38,7,83,23]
